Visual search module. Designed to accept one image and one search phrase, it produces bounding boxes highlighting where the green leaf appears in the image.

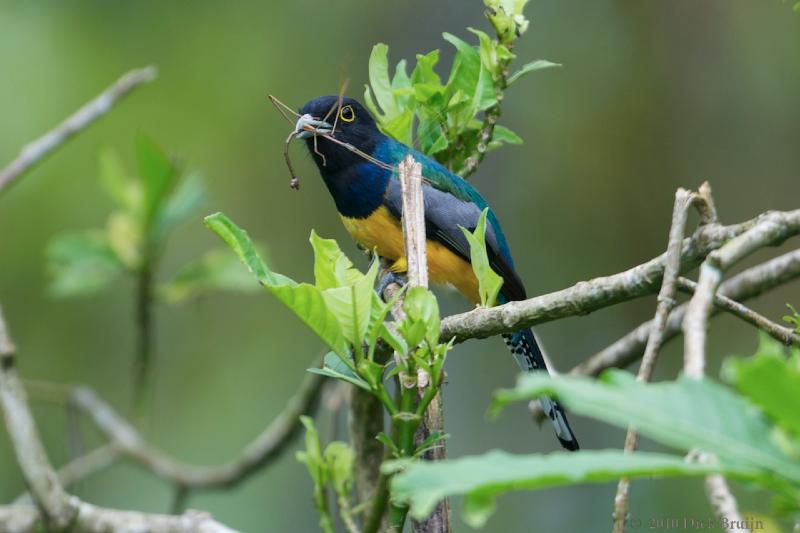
[296,416,325,485]
[390,450,755,527]
[492,371,800,484]
[155,172,206,238]
[308,351,370,392]
[411,51,442,87]
[367,43,397,117]
[205,213,350,357]
[443,33,496,118]
[135,134,177,229]
[310,230,360,289]
[381,108,415,145]
[507,60,561,85]
[391,59,414,108]
[324,441,355,496]
[99,149,137,211]
[460,209,503,307]
[491,125,523,146]
[46,230,125,297]
[106,212,142,270]
[399,286,441,347]
[159,247,263,303]
[723,336,800,440]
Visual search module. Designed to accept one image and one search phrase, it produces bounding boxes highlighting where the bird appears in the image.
[293,95,579,451]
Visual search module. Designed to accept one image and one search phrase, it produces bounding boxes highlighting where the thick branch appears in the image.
[439,213,785,343]
[0,504,237,533]
[0,66,157,195]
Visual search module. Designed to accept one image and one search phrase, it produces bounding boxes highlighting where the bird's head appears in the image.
[294,96,383,173]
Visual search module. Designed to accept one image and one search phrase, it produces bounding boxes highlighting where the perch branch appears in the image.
[0,66,157,195]
[612,188,700,533]
[440,214,768,343]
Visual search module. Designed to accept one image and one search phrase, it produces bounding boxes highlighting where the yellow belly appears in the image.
[340,206,480,303]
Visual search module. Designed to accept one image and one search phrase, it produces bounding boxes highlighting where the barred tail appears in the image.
[502,329,580,451]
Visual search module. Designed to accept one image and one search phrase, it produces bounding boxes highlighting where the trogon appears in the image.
[294,96,579,451]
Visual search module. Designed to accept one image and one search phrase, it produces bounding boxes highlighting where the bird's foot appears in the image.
[376,271,407,301]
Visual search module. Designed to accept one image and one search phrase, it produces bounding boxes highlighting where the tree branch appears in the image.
[0,66,157,195]
[440,216,768,343]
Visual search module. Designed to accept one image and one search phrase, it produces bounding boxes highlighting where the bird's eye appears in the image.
[339,105,355,123]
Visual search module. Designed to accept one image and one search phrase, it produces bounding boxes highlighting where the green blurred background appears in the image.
[1,1,798,531]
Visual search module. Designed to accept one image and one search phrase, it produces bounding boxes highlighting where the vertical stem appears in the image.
[133,260,154,422]
[398,155,451,533]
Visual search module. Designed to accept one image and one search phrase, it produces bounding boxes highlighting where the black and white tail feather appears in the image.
[503,329,580,451]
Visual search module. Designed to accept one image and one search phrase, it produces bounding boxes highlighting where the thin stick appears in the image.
[398,155,450,533]
[0,67,157,195]
[612,188,698,533]
[267,94,301,124]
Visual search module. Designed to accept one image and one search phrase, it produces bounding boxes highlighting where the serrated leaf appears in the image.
[390,450,756,526]
[507,59,561,85]
[460,209,503,307]
[492,371,800,484]
[46,230,125,297]
[159,247,263,303]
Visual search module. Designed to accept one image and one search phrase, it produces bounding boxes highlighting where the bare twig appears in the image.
[1,306,77,529]
[0,66,157,195]
[612,188,699,533]
[26,367,325,492]
[398,155,450,533]
[676,277,800,347]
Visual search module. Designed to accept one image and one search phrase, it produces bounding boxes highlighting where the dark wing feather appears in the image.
[384,179,527,301]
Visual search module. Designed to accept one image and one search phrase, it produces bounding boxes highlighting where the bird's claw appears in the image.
[376,271,407,301]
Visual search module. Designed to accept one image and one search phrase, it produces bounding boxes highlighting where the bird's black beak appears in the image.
[294,114,333,139]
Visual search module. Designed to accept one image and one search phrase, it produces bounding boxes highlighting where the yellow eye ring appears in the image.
[339,105,355,123]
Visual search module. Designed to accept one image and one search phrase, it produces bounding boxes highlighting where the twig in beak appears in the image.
[268,94,301,125]
[283,131,301,190]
